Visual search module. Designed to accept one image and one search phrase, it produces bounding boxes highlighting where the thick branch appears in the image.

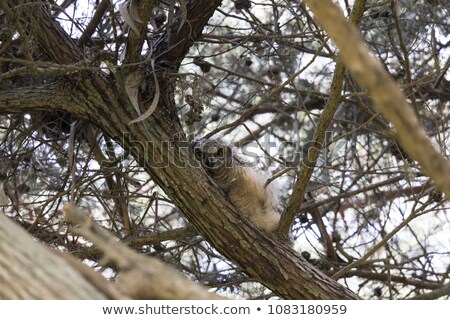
[7,0,83,63]
[0,211,116,299]
[122,0,155,65]
[64,203,223,300]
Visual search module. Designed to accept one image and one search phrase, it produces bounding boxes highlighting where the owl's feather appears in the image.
[193,137,280,232]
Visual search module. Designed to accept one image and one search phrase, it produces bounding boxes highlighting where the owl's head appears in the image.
[192,138,234,171]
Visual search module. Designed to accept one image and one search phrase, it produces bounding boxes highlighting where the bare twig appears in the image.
[333,192,434,279]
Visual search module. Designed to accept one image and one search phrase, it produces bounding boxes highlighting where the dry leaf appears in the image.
[119,0,141,36]
[124,71,144,115]
[129,60,160,124]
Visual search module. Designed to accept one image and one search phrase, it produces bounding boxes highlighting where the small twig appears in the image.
[408,283,450,300]
[204,41,327,140]
[333,198,432,280]
[68,121,77,202]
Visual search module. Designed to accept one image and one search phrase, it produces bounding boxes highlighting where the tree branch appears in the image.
[278,0,367,236]
[344,270,444,291]
[154,0,223,69]
[78,0,112,45]
[409,283,450,300]
[64,203,223,300]
[304,0,450,199]
[0,82,78,114]
[122,0,155,65]
[7,0,83,63]
[72,225,198,260]
[0,210,120,299]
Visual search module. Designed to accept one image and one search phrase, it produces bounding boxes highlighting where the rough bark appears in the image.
[0,206,222,300]
[0,211,110,299]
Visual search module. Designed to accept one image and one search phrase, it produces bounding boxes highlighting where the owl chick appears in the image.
[193,137,280,232]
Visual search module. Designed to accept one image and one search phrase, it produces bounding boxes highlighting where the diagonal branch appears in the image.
[6,0,83,63]
[154,0,223,69]
[78,0,112,45]
[278,0,367,236]
[304,0,450,199]
[0,0,360,299]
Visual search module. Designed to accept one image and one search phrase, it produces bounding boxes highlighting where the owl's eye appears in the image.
[216,148,224,157]
[194,149,203,160]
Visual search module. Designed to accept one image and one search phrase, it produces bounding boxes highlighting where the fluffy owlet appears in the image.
[193,137,280,232]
